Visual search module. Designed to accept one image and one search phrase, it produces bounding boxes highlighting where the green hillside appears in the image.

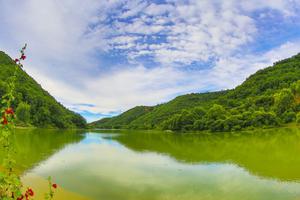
[0,51,86,128]
[89,106,153,129]
[128,91,228,129]
[90,53,300,132]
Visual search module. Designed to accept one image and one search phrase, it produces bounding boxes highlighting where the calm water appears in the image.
[2,128,300,200]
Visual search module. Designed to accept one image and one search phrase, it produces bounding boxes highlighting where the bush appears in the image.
[274,89,294,115]
[224,114,243,131]
[251,111,279,127]
[209,119,226,132]
[296,113,300,123]
[16,102,31,125]
[160,114,182,131]
[193,119,207,131]
[281,111,296,123]
[207,104,226,121]
[191,107,206,119]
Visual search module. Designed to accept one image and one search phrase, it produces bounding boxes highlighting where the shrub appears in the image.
[16,102,31,125]
[281,111,296,123]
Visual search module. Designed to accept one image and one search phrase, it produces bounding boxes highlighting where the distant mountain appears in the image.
[90,53,300,132]
[0,51,86,128]
[89,106,153,129]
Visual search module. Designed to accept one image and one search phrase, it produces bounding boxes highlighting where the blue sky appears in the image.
[1,0,300,122]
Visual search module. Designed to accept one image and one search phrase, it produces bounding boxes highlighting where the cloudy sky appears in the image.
[1,0,300,122]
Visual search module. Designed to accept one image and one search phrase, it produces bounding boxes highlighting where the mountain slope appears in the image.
[128,91,229,129]
[89,92,228,129]
[0,51,86,128]
[89,106,153,129]
[227,55,300,98]
[90,53,300,131]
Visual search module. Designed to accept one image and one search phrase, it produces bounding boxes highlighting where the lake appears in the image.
[2,128,300,200]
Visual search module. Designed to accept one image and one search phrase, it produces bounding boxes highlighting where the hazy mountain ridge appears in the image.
[90,53,300,132]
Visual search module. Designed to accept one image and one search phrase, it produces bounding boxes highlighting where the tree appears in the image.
[16,102,31,124]
[32,106,52,127]
[274,89,294,115]
[250,111,278,127]
[291,80,300,95]
[224,114,243,131]
[207,104,226,121]
[282,111,296,123]
[160,114,182,131]
[209,119,226,132]
[180,110,197,130]
[206,104,227,130]
[193,119,207,131]
[191,107,206,119]
[255,95,274,109]
[296,113,300,123]
[71,113,87,128]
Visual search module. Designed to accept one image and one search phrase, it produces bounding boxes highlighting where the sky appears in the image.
[0,0,300,122]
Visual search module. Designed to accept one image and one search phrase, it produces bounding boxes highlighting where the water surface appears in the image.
[2,128,300,200]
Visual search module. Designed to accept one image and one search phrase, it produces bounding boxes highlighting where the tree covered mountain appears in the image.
[90,53,300,132]
[0,51,86,128]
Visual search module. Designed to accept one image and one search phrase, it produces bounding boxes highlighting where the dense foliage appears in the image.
[0,51,86,129]
[91,53,300,132]
[0,45,58,200]
[89,106,153,129]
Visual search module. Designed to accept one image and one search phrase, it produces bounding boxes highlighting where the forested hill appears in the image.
[90,53,300,132]
[0,51,86,128]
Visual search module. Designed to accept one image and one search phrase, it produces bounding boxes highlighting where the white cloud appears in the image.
[239,0,300,17]
[99,0,300,65]
[0,0,300,122]
[103,0,258,64]
[34,65,190,114]
[208,41,300,90]
[25,40,300,122]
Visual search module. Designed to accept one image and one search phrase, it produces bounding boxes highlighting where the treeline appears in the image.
[89,106,154,128]
[0,51,86,129]
[161,83,300,132]
[91,53,300,132]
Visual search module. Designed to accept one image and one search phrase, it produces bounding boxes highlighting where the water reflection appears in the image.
[2,128,300,200]
[114,128,300,182]
[0,128,85,173]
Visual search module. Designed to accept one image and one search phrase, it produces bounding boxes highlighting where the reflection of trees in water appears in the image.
[3,127,300,183]
[0,128,85,174]
[113,128,300,182]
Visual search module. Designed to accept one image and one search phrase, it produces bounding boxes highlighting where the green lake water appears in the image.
[2,128,300,200]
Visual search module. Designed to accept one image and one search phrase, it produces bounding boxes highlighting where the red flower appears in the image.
[52,183,57,189]
[27,188,34,196]
[15,58,19,63]
[5,107,14,115]
[17,195,24,200]
[2,116,8,125]
[21,55,26,60]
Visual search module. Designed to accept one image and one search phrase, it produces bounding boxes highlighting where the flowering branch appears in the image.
[0,45,57,200]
